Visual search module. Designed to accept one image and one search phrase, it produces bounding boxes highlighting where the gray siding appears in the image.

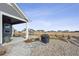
[0,3,25,20]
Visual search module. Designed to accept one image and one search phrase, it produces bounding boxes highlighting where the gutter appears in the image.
[13,3,29,22]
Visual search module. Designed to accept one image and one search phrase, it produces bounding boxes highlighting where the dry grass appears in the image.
[34,38,40,41]
[32,32,79,37]
[67,35,71,39]
[72,36,79,40]
[29,32,74,44]
[0,46,6,56]
[13,32,26,37]
[24,39,33,43]
[24,38,40,43]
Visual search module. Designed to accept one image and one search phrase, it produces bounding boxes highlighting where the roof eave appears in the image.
[8,3,29,22]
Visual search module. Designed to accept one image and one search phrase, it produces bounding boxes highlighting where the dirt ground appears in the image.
[31,39,79,56]
[3,37,79,56]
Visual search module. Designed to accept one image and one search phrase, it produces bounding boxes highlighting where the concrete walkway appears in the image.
[4,42,31,56]
[4,37,31,56]
[3,37,45,56]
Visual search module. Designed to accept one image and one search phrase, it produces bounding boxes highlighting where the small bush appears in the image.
[24,39,33,43]
[35,38,40,41]
[62,35,64,37]
[67,35,71,39]
[55,34,57,37]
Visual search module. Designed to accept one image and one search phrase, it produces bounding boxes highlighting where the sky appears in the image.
[13,3,79,31]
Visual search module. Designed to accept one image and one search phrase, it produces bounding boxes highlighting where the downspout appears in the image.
[26,22,29,40]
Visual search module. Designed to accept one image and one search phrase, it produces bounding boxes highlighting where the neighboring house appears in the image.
[0,3,28,44]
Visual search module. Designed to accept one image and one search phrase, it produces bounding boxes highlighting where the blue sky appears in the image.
[13,3,79,31]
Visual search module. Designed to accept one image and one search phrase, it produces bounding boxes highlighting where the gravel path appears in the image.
[3,37,79,56]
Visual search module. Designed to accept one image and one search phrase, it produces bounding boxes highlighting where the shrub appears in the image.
[55,34,57,37]
[67,35,71,39]
[24,39,33,43]
[35,38,40,41]
[62,35,64,37]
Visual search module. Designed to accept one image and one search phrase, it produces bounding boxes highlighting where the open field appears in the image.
[14,31,79,38]
[32,32,79,36]
[29,32,79,41]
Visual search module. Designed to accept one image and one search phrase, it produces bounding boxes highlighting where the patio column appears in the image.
[26,22,28,40]
[0,12,2,44]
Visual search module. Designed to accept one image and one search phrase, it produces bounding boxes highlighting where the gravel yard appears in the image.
[3,37,79,56]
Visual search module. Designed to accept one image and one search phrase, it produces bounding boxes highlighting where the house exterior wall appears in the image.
[0,12,2,44]
[0,3,26,20]
[0,3,28,44]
